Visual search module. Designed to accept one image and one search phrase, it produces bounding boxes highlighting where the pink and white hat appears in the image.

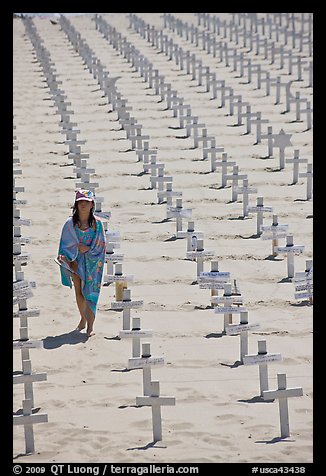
[75,189,95,202]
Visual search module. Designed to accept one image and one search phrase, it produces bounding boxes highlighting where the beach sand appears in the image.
[13,13,313,464]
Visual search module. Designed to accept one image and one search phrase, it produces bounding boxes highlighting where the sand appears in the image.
[13,13,313,464]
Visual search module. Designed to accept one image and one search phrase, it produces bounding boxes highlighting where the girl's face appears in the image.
[77,200,93,213]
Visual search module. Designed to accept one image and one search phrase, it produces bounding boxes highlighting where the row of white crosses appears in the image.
[57,14,176,443]
[93,15,308,440]
[13,114,48,455]
[129,14,313,202]
[98,14,308,437]
[94,14,312,293]
[162,13,313,130]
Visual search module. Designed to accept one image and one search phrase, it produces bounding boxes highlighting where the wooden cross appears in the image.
[111,288,143,330]
[213,282,247,331]
[186,239,215,281]
[225,311,260,363]
[299,163,313,200]
[272,129,293,170]
[274,235,305,279]
[262,373,303,438]
[243,340,282,396]
[136,380,175,442]
[285,149,308,184]
[260,214,289,256]
[247,196,273,235]
[119,316,153,358]
[232,178,258,218]
[13,399,48,454]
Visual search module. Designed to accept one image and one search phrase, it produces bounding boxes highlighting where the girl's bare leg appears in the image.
[72,274,87,330]
[84,302,95,337]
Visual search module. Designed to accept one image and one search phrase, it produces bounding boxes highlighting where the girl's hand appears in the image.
[58,254,69,264]
[78,244,90,253]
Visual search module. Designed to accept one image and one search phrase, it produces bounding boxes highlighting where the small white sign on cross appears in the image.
[232,179,258,218]
[274,235,305,279]
[213,283,247,331]
[186,239,215,280]
[128,343,164,396]
[260,215,289,257]
[293,260,313,303]
[167,198,192,235]
[243,340,282,396]
[111,288,143,330]
[247,197,273,235]
[262,373,303,438]
[119,317,153,358]
[225,311,261,363]
[136,380,176,442]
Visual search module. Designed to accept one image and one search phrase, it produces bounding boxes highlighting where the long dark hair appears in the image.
[72,201,95,228]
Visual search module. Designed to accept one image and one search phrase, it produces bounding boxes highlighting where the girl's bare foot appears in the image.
[76,317,87,331]
[86,330,95,337]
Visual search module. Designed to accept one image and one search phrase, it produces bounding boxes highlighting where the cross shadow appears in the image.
[255,436,295,444]
[164,235,178,242]
[152,218,171,224]
[220,360,242,368]
[13,407,41,415]
[42,330,88,349]
[127,441,167,451]
[239,234,260,239]
[205,332,225,339]
[264,255,283,261]
[290,301,312,307]
[104,335,121,340]
[238,395,274,404]
[195,305,213,310]
[111,368,130,373]
[278,277,293,283]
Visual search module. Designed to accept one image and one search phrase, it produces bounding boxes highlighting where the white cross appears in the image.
[213,283,247,331]
[285,149,308,184]
[293,260,313,304]
[247,196,273,235]
[262,373,303,438]
[225,310,260,362]
[243,340,282,396]
[157,181,182,206]
[274,235,305,279]
[128,342,164,395]
[136,380,176,442]
[225,165,248,202]
[166,198,192,235]
[186,239,215,282]
[203,138,225,171]
[111,288,143,330]
[213,153,236,187]
[177,220,204,253]
[299,163,313,200]
[13,399,48,454]
[119,316,153,358]
[199,263,230,303]
[260,215,289,257]
[232,179,258,217]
